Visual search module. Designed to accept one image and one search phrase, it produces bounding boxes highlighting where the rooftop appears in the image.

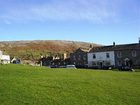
[89,43,140,53]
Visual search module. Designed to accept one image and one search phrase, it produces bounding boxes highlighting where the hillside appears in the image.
[0,40,99,60]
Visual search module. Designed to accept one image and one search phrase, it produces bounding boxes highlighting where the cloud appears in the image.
[0,0,139,24]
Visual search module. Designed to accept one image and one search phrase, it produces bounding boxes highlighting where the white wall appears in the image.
[88,51,115,67]
[0,51,3,63]
[0,51,2,55]
[0,51,10,64]
[0,50,2,56]
[1,55,10,64]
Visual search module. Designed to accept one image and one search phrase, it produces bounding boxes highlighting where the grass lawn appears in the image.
[0,64,140,105]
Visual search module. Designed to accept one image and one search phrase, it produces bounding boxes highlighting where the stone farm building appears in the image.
[88,43,140,69]
[70,48,91,68]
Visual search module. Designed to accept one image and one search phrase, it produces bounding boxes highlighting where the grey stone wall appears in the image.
[70,51,88,67]
[115,49,140,68]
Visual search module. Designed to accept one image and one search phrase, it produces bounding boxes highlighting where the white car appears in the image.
[66,65,77,69]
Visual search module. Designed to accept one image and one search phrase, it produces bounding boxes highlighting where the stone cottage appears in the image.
[88,42,140,69]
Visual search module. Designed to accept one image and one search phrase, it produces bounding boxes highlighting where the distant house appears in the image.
[0,50,10,64]
[0,50,2,64]
[11,57,21,64]
[0,50,2,56]
[88,50,115,69]
[40,56,53,66]
[1,55,10,64]
[40,53,70,67]
[70,48,90,68]
[88,42,140,69]
[50,58,71,67]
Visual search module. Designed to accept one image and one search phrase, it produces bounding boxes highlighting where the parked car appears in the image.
[49,65,59,68]
[118,66,134,71]
[59,66,66,68]
[66,65,77,69]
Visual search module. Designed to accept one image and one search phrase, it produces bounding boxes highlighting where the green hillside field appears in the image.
[0,64,140,105]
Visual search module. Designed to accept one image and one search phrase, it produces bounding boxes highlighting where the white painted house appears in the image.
[0,50,3,63]
[0,50,10,64]
[88,51,115,68]
[0,50,2,56]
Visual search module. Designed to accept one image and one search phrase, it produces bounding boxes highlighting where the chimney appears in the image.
[113,42,115,46]
[90,44,92,48]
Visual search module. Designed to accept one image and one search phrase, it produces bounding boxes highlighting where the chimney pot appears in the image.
[113,42,115,46]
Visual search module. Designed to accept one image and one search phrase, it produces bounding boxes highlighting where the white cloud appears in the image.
[31,0,119,23]
[0,0,137,24]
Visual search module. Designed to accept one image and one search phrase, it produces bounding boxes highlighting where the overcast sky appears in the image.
[0,0,140,45]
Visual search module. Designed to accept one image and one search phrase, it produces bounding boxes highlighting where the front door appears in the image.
[100,62,103,69]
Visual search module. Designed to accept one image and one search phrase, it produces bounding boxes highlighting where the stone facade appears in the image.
[70,48,89,68]
[88,43,140,69]
[114,44,140,68]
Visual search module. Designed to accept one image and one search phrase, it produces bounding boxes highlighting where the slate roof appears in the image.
[89,43,140,53]
[74,48,91,53]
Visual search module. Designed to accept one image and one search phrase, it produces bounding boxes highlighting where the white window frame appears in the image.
[132,50,137,57]
[117,51,122,58]
[118,61,122,66]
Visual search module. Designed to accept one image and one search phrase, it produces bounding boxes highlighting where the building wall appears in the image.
[0,51,3,63]
[88,51,115,68]
[0,51,2,60]
[70,51,88,68]
[1,55,10,64]
[115,49,140,68]
[0,50,2,56]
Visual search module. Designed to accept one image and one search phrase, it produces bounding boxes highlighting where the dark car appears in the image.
[118,66,135,71]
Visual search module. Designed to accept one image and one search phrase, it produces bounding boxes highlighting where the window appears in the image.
[105,61,111,66]
[132,50,137,57]
[84,61,87,64]
[83,55,86,60]
[73,55,76,60]
[78,55,81,60]
[106,53,110,58]
[118,61,122,66]
[117,52,122,58]
[93,54,96,59]
[78,62,81,65]
[92,61,96,66]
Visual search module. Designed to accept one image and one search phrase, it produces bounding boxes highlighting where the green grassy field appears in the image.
[0,64,140,105]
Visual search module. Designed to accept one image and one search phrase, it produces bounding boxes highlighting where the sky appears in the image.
[0,0,140,45]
